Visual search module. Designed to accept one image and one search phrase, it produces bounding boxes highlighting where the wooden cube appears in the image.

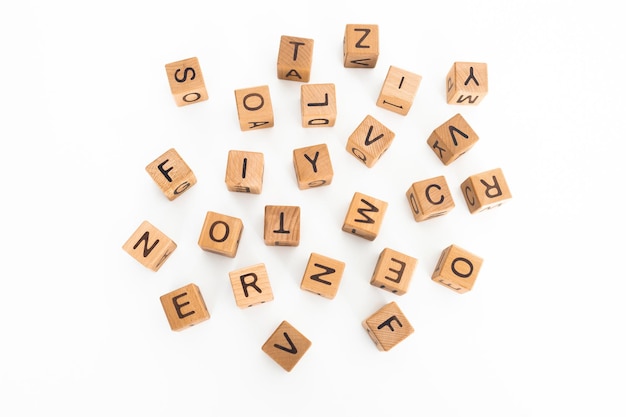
[146,148,197,201]
[461,168,512,213]
[292,143,334,189]
[376,65,422,116]
[262,320,312,372]
[229,263,274,308]
[346,114,395,168]
[264,205,300,246]
[164,57,208,106]
[300,83,337,127]
[300,253,346,299]
[234,85,274,131]
[277,35,314,82]
[427,113,479,165]
[342,192,388,241]
[225,150,264,194]
[197,211,244,258]
[343,24,379,68]
[406,175,455,222]
[122,220,177,271]
[432,244,483,294]
[446,62,488,105]
[160,283,210,331]
[362,301,414,351]
[370,248,418,295]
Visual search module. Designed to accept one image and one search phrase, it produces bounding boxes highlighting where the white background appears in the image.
[2,1,625,416]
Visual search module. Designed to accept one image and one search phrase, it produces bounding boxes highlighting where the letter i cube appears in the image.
[431,244,483,294]
[376,65,422,116]
[460,168,512,213]
[362,301,414,351]
[446,62,488,105]
[160,283,210,331]
[122,220,177,271]
[145,148,197,201]
[225,150,264,194]
[164,57,208,106]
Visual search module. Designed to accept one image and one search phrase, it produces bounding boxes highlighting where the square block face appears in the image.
[234,85,274,131]
[300,83,337,127]
[376,65,422,116]
[346,114,395,168]
[342,192,388,241]
[262,320,312,372]
[300,253,346,299]
[406,175,455,222]
[431,244,483,294]
[225,150,264,194]
[160,283,210,331]
[370,248,418,295]
[264,205,300,246]
[362,301,414,351]
[145,148,197,201]
[197,211,244,258]
[122,220,177,271]
[164,57,208,106]
[277,35,314,82]
[293,143,334,189]
[461,168,512,214]
[343,24,379,68]
[229,263,274,308]
[446,62,488,105]
[427,113,479,165]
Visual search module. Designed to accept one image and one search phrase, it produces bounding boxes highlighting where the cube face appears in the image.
[164,57,208,107]
[264,205,300,246]
[461,168,512,213]
[362,301,413,351]
[160,283,210,331]
[427,113,478,165]
[446,62,488,105]
[376,65,422,116]
[406,176,455,222]
[229,263,274,308]
[277,35,314,82]
[197,211,244,258]
[234,85,274,131]
[301,83,337,127]
[225,150,264,194]
[346,114,395,168]
[300,253,346,299]
[293,143,334,189]
[262,321,312,372]
[342,192,388,241]
[343,24,379,68]
[431,244,483,294]
[370,248,418,295]
[145,148,197,201]
[122,220,177,271]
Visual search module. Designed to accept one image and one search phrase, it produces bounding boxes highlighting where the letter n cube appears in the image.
[122,220,177,271]
[300,253,346,299]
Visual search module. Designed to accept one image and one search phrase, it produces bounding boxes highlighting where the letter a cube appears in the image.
[160,283,210,331]
[145,148,197,201]
[362,301,414,351]
[431,244,483,294]
[446,61,488,105]
[460,168,512,213]
[262,320,312,372]
[164,57,208,107]
[122,220,177,271]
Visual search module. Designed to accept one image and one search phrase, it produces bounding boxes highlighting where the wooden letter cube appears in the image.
[370,248,418,295]
[300,83,337,127]
[432,244,483,294]
[446,61,488,105]
[343,24,379,68]
[262,320,312,372]
[346,114,395,168]
[461,168,512,213]
[406,175,455,222]
[264,205,300,246]
[164,57,208,107]
[277,35,314,82]
[427,113,479,165]
[229,263,274,308]
[225,150,264,194]
[198,211,244,258]
[342,192,388,241]
[160,283,210,331]
[376,65,422,116]
[234,85,274,131]
[362,301,414,351]
[300,253,346,299]
[292,143,334,189]
[122,220,177,271]
[145,148,197,201]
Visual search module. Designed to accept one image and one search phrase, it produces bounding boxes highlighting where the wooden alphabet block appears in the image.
[370,248,417,295]
[461,168,512,213]
[122,220,177,271]
[197,211,244,258]
[292,143,334,189]
[160,283,210,331]
[145,148,197,201]
[164,57,208,107]
[446,62,488,105]
[300,253,346,299]
[262,320,312,372]
[343,24,379,68]
[376,65,422,116]
[264,205,300,246]
[234,85,274,131]
[432,244,483,294]
[300,83,337,127]
[277,35,314,82]
[427,113,479,165]
[346,114,395,168]
[225,150,264,194]
[342,192,388,241]
[362,301,413,351]
[229,263,274,308]
[406,175,455,222]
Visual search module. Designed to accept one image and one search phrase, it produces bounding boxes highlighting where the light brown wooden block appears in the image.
[160,283,210,331]
[122,220,177,271]
[431,244,483,294]
[225,150,264,194]
[292,143,333,189]
[264,205,300,246]
[300,83,337,127]
[300,253,346,299]
[234,85,274,131]
[262,320,312,372]
[342,192,388,241]
[460,168,512,213]
[376,65,422,116]
[362,301,413,351]
[145,148,197,201]
[446,62,488,105]
[427,113,479,165]
[370,248,418,295]
[346,114,395,168]
[197,211,244,258]
[343,24,379,68]
[406,175,455,222]
[229,263,274,308]
[277,35,314,82]
[164,57,208,107]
